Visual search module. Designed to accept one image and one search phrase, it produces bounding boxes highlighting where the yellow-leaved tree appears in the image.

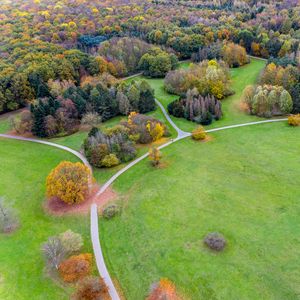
[46,161,91,205]
[149,147,162,167]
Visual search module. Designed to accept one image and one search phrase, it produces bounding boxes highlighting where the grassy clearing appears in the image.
[0,139,91,300]
[101,122,300,300]
[129,58,266,132]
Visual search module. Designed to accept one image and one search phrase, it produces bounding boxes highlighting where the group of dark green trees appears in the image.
[168,88,222,125]
[30,80,155,137]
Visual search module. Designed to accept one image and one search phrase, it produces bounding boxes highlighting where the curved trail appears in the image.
[0,106,288,300]
[0,134,91,170]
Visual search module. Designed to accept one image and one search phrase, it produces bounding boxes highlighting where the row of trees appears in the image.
[168,88,222,125]
[84,126,137,168]
[243,85,293,117]
[18,79,155,138]
[164,60,233,99]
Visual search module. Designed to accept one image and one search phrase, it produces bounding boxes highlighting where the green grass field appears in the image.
[0,139,91,300]
[101,122,300,300]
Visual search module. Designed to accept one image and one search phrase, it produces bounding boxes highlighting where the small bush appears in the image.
[149,147,162,167]
[288,114,300,126]
[58,253,92,283]
[59,230,83,256]
[192,126,207,140]
[0,197,19,233]
[73,276,109,300]
[11,110,33,134]
[101,154,119,168]
[147,278,181,300]
[81,113,101,127]
[42,236,65,269]
[102,204,120,219]
[204,232,226,251]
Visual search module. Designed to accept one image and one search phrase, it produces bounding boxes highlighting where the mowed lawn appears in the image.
[0,139,91,300]
[129,58,266,132]
[100,122,300,300]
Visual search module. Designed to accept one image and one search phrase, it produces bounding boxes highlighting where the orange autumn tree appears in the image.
[46,161,91,205]
[147,279,181,300]
[58,253,92,283]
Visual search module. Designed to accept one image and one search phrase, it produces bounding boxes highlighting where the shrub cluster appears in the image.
[41,230,108,298]
[164,60,232,99]
[41,230,83,270]
[84,126,136,168]
[46,161,91,205]
[243,84,293,117]
[84,113,168,168]
[122,112,168,144]
[168,88,222,125]
[204,232,226,251]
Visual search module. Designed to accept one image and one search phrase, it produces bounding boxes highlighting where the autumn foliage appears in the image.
[147,279,181,300]
[73,276,109,300]
[58,253,92,283]
[222,42,249,67]
[149,147,162,167]
[46,161,91,205]
[288,114,300,126]
[192,126,207,140]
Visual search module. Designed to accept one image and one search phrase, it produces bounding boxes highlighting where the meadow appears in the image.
[0,139,91,300]
[101,122,300,299]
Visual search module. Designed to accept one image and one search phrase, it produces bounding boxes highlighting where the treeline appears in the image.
[0,0,299,115]
[15,79,155,138]
[0,37,177,114]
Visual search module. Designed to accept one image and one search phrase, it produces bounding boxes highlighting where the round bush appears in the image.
[204,232,226,251]
[101,154,119,168]
[192,126,207,140]
[288,114,300,126]
[102,204,120,219]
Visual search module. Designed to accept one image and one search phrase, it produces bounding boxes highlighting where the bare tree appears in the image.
[0,197,18,233]
[41,236,65,269]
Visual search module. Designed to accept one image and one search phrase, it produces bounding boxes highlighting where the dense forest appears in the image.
[0,0,299,115]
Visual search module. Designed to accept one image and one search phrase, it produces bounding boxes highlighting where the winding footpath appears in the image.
[0,102,288,300]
